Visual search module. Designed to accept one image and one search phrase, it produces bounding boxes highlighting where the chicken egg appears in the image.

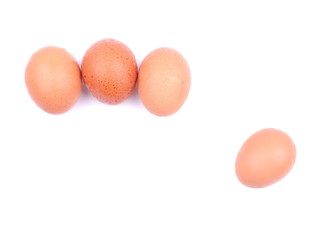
[81,38,138,104]
[25,46,82,114]
[235,128,296,188]
[138,47,191,116]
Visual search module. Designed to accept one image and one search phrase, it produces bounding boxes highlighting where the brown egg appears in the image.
[235,128,296,188]
[81,39,138,104]
[25,46,82,114]
[138,47,191,116]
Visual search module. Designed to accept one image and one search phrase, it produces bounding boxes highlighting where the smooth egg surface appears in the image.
[25,46,82,114]
[235,128,296,188]
[81,38,138,104]
[138,47,191,116]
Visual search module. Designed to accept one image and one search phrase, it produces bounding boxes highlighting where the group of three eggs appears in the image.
[25,38,191,116]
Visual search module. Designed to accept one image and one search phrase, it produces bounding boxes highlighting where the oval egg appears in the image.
[138,47,191,116]
[25,46,82,114]
[81,38,138,104]
[235,128,296,188]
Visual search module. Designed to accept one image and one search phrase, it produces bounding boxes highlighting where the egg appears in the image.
[25,46,82,114]
[81,38,138,104]
[235,128,296,188]
[138,47,191,116]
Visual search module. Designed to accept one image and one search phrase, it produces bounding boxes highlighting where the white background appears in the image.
[1,0,320,239]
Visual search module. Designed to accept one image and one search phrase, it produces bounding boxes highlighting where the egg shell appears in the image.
[25,46,82,114]
[138,47,191,116]
[235,128,296,188]
[81,39,138,104]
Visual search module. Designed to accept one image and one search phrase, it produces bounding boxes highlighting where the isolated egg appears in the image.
[138,47,191,116]
[235,128,296,188]
[25,46,82,114]
[81,38,138,104]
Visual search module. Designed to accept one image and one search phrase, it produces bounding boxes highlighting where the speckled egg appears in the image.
[81,39,138,104]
